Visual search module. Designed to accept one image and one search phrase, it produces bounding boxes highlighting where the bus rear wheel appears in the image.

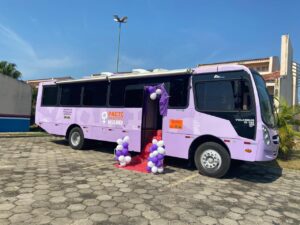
[68,127,85,150]
[194,142,230,178]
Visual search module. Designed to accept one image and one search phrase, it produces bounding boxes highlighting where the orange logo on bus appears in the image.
[169,119,183,129]
[108,112,124,119]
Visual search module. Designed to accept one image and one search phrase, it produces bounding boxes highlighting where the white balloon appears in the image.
[152,139,158,145]
[116,145,123,151]
[118,155,125,162]
[123,136,130,143]
[150,93,157,100]
[149,153,154,158]
[120,161,126,167]
[151,166,158,173]
[157,147,165,155]
[155,88,162,95]
[117,138,123,145]
[125,156,131,163]
[157,167,164,173]
[157,140,164,147]
[147,161,154,167]
[152,150,158,156]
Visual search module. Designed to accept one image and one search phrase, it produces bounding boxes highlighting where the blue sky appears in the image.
[0,0,299,80]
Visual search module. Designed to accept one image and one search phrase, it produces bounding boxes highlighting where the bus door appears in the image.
[141,88,163,150]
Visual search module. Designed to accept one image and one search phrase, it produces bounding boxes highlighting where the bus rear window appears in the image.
[42,86,58,106]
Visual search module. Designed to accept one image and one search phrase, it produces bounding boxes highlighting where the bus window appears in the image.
[169,77,189,108]
[42,85,58,106]
[109,80,126,106]
[60,84,82,106]
[195,79,251,112]
[82,82,108,107]
[124,84,144,107]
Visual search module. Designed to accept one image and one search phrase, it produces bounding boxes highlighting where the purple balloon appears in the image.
[115,156,119,160]
[151,157,158,163]
[122,149,128,156]
[157,154,164,160]
[116,151,122,157]
[147,86,155,93]
[152,144,158,150]
[156,160,163,168]
[146,166,151,172]
[122,142,129,148]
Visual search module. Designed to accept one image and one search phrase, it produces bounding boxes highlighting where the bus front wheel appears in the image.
[194,142,230,178]
[68,127,85,150]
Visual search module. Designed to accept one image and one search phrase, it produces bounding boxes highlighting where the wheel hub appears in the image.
[71,132,80,146]
[200,149,222,170]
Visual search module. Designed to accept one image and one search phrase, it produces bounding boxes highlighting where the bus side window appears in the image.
[109,81,126,107]
[195,79,252,112]
[168,77,189,108]
[124,84,144,107]
[60,84,82,106]
[42,85,58,106]
[241,79,252,111]
[82,82,107,107]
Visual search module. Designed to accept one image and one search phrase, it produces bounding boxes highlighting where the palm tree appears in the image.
[275,99,300,160]
[0,61,22,79]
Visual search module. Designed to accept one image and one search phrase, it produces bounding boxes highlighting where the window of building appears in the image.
[194,79,251,111]
[42,85,58,106]
[60,84,82,106]
[82,82,108,107]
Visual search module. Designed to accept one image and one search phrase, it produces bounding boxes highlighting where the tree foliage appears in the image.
[0,61,22,79]
[276,99,300,160]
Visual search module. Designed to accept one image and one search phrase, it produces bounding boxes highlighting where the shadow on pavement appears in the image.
[51,138,282,182]
[226,161,283,183]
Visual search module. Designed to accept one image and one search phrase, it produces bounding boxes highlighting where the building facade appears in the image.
[199,35,298,106]
[0,74,32,132]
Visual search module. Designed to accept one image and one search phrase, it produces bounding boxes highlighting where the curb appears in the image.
[0,132,50,138]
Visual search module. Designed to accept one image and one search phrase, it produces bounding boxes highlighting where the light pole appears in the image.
[113,15,128,73]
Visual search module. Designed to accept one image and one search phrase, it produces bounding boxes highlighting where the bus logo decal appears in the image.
[169,119,183,129]
[102,111,124,125]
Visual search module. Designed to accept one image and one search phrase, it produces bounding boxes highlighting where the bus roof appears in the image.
[56,68,191,84]
[55,65,249,85]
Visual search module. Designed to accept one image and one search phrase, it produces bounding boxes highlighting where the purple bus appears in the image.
[35,65,279,178]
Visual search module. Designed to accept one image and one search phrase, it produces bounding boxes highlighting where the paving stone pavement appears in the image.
[0,136,299,225]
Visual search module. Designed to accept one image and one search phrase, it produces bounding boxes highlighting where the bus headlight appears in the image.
[262,125,271,145]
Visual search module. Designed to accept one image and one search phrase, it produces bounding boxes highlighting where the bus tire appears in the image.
[194,142,230,178]
[68,127,85,150]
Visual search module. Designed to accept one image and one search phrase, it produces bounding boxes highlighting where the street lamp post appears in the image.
[113,15,128,73]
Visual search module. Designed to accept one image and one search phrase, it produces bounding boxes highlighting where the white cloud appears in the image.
[0,23,77,79]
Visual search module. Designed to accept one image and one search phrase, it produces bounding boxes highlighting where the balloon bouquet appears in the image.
[147,139,166,174]
[147,87,162,100]
[115,136,132,167]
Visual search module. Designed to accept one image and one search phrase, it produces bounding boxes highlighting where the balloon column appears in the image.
[147,86,162,100]
[115,136,132,167]
[147,139,166,174]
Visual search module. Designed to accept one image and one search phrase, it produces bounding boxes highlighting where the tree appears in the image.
[276,99,300,160]
[0,61,22,79]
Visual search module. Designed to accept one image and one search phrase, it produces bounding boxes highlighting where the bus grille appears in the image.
[272,135,279,145]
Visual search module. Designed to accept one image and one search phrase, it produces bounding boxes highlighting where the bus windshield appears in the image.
[252,71,276,128]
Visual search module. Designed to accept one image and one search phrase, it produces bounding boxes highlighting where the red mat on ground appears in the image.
[115,130,162,173]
